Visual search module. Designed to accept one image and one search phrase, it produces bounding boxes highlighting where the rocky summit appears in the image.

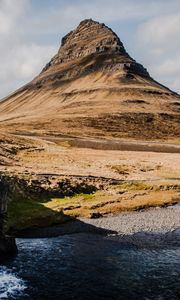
[0,19,179,139]
[42,19,148,77]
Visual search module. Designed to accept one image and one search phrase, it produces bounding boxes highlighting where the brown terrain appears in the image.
[0,19,179,233]
[0,19,179,139]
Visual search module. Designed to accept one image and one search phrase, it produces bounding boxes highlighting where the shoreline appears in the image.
[15,206,180,248]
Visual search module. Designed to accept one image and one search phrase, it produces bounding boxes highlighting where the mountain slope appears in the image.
[0,19,179,139]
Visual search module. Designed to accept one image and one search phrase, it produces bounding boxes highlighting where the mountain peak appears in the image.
[0,19,179,141]
[78,18,100,27]
[60,18,125,52]
[42,18,128,72]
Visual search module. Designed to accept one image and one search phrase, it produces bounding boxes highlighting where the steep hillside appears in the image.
[0,19,179,139]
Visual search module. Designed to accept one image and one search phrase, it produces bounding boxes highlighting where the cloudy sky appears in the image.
[0,0,180,99]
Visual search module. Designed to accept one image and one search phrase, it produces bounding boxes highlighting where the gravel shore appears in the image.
[17,206,180,248]
[80,205,180,235]
[80,206,180,248]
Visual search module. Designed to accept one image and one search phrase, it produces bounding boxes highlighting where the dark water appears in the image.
[0,233,180,300]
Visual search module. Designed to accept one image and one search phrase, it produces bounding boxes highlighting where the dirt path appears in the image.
[13,133,180,153]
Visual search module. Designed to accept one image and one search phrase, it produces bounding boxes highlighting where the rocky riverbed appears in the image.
[81,205,180,248]
[82,205,180,235]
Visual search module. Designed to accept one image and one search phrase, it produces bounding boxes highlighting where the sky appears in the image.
[0,0,180,99]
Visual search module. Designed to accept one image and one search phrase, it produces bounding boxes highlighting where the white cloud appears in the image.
[0,0,56,98]
[0,43,56,98]
[0,44,56,79]
[149,55,180,93]
[0,0,28,34]
[28,0,180,35]
[137,13,180,51]
[171,78,180,91]
[151,56,180,77]
[136,12,180,93]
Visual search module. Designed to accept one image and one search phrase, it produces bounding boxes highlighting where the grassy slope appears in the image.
[6,182,179,234]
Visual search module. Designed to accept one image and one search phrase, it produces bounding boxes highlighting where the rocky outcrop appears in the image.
[42,19,127,69]
[0,235,17,261]
[41,19,149,83]
[0,179,17,260]
[3,174,119,202]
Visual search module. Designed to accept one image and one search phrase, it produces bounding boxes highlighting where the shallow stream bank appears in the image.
[0,206,179,299]
[15,206,180,248]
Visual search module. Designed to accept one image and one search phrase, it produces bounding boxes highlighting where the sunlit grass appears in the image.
[6,196,68,233]
[5,183,179,233]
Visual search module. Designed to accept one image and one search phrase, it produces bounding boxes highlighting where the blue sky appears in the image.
[0,0,180,98]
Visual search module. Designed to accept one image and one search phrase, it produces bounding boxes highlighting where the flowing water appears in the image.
[0,233,180,300]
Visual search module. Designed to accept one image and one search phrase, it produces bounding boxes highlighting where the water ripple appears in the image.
[0,267,26,299]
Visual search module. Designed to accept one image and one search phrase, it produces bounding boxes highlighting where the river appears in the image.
[0,233,180,299]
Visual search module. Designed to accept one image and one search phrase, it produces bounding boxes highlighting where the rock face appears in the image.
[0,179,17,260]
[37,19,150,86]
[0,19,179,139]
[42,19,148,78]
[0,235,17,261]
[46,19,127,65]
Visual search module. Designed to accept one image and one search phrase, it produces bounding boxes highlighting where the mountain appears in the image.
[0,19,179,139]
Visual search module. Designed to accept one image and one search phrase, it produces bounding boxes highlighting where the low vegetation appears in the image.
[5,195,70,234]
[5,181,179,234]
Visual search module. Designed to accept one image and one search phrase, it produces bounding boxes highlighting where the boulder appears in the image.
[0,235,17,261]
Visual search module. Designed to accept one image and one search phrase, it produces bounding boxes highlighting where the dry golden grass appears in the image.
[1,132,179,233]
[111,165,131,175]
[42,189,179,218]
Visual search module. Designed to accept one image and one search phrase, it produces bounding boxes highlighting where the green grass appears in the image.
[6,184,177,234]
[5,191,97,233]
[60,192,97,202]
[5,194,69,233]
[42,192,101,211]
